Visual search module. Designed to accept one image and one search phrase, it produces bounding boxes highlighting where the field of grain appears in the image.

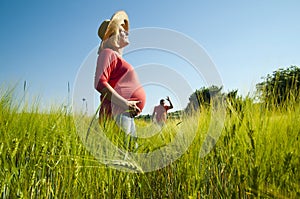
[1,88,299,198]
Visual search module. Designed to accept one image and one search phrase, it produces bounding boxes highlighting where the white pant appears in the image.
[115,114,136,137]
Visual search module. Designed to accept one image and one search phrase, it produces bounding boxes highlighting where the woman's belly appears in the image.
[113,84,146,115]
[129,86,146,111]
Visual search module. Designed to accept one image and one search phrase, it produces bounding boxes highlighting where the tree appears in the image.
[185,85,223,113]
[256,65,300,107]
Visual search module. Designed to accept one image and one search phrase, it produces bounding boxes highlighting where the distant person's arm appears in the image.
[166,96,173,109]
[151,107,156,122]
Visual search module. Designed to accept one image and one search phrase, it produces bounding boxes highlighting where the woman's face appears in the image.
[118,25,129,48]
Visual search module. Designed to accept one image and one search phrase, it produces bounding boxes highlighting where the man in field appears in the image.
[152,96,173,127]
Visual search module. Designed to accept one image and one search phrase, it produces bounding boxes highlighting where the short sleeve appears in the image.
[94,49,117,92]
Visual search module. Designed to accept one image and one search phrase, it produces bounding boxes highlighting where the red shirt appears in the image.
[94,48,146,117]
[153,105,170,123]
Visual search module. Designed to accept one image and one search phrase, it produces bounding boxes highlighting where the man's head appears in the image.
[160,99,165,106]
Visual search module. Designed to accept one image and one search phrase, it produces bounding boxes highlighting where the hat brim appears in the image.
[103,10,129,41]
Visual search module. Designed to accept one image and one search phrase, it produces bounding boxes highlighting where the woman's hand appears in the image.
[127,101,141,117]
[99,85,141,117]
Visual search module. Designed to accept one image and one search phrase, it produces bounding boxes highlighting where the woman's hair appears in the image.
[98,29,121,54]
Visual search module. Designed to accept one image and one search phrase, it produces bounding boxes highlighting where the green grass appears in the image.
[1,88,300,198]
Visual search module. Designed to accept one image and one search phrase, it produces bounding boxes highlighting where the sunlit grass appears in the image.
[1,87,300,198]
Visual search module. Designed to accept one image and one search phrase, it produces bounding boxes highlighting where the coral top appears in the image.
[153,105,170,123]
[94,48,146,117]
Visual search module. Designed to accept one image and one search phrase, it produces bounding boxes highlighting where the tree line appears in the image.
[185,65,300,113]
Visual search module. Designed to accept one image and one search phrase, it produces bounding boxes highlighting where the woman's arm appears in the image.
[100,83,141,117]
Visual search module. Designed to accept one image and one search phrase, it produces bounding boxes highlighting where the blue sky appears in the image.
[1,0,300,114]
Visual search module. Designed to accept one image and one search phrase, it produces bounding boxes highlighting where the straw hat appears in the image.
[98,10,129,41]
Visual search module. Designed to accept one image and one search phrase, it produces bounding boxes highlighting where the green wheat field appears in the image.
[1,87,299,198]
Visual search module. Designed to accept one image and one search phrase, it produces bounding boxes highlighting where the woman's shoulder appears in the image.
[102,48,124,60]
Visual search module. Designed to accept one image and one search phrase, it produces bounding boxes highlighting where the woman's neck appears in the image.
[115,48,123,57]
[99,39,124,57]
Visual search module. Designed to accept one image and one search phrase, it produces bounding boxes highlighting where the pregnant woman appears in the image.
[94,10,146,137]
